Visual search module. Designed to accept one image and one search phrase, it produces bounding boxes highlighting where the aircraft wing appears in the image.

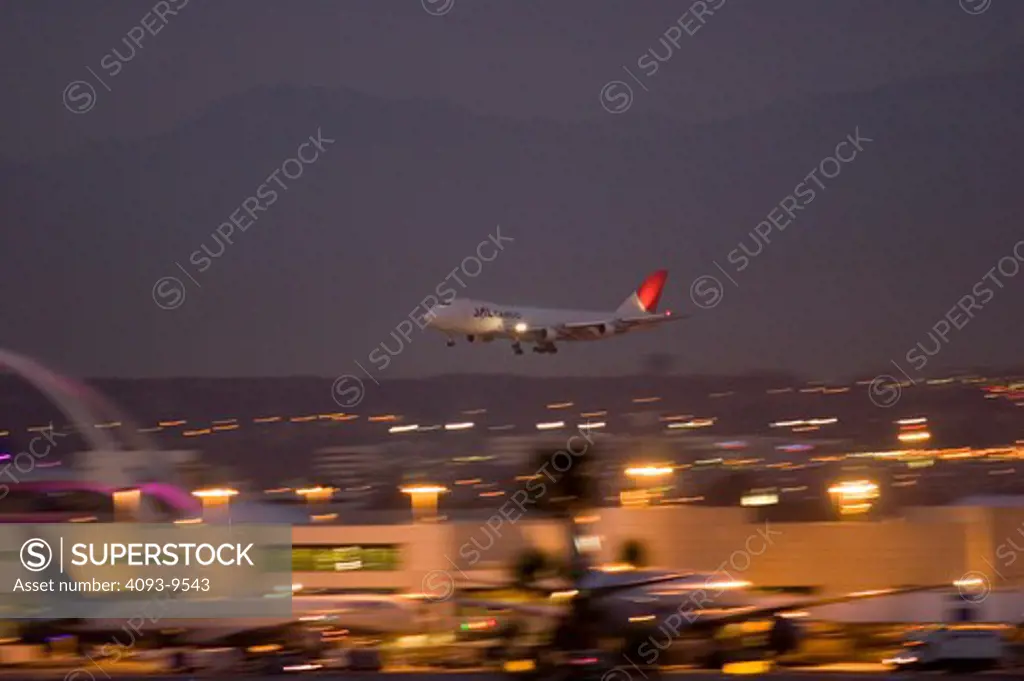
[455,598,566,618]
[680,583,953,630]
[555,313,687,339]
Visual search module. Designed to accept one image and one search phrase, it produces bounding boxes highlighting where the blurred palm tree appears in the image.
[526,444,601,517]
[617,539,648,567]
[512,546,557,588]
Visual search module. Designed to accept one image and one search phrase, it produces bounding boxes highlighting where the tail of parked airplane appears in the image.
[616,269,668,315]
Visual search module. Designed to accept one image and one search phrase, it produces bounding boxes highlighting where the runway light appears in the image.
[389,424,419,434]
[444,421,474,431]
[954,577,985,588]
[536,421,564,430]
[898,430,931,443]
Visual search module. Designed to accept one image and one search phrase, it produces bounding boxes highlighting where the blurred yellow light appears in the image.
[503,660,535,673]
[899,430,931,443]
[625,466,673,478]
[723,660,774,675]
[514,322,528,333]
[828,480,878,498]
[192,487,238,499]
[400,485,448,495]
[705,580,752,590]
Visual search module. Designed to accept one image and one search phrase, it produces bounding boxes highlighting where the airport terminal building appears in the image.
[289,502,1024,622]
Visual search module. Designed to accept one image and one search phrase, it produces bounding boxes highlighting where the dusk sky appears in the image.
[1,1,1022,381]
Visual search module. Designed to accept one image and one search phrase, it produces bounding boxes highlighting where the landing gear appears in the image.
[533,343,558,354]
[446,338,455,347]
[512,342,524,355]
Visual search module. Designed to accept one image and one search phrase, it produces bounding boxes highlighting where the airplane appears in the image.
[425,269,684,355]
[457,532,961,675]
[450,447,962,676]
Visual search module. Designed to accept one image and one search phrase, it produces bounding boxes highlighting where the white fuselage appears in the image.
[577,569,753,626]
[425,299,625,340]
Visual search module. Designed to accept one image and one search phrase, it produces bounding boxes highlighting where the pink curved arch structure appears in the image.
[0,348,156,452]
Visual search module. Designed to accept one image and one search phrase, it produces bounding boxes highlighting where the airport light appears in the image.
[667,418,715,429]
[625,466,673,478]
[191,487,239,499]
[740,492,779,507]
[389,424,419,434]
[295,485,333,498]
[400,484,449,522]
[444,421,474,431]
[624,465,674,507]
[898,430,931,443]
[828,479,879,516]
[112,487,141,522]
[296,485,335,509]
[536,421,564,430]
[192,487,238,522]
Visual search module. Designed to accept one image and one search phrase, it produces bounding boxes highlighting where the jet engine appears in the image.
[596,323,619,336]
[539,328,558,341]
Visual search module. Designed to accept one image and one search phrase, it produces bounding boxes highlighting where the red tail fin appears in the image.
[616,270,669,315]
[636,269,668,312]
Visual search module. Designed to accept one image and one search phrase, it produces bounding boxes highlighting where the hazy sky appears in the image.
[1,1,1022,380]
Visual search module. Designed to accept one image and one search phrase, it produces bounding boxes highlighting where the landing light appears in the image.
[514,322,528,333]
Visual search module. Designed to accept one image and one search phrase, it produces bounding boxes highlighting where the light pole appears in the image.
[191,487,238,522]
[623,465,674,507]
[296,485,336,522]
[400,484,448,522]
[112,487,141,522]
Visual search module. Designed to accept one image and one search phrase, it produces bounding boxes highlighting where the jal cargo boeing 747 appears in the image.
[424,269,683,355]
